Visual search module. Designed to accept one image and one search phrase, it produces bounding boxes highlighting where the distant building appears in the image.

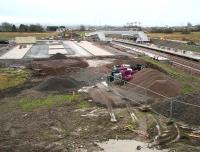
[56,27,66,33]
[86,31,150,43]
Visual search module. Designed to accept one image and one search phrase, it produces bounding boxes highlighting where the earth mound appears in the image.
[32,58,88,75]
[49,53,67,59]
[35,77,83,92]
[130,68,181,98]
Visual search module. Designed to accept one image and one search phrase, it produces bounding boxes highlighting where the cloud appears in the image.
[0,0,199,26]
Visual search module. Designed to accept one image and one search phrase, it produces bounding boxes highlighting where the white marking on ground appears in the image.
[48,49,68,55]
[63,41,92,57]
[0,45,32,59]
[78,41,113,56]
[87,59,113,67]
[49,45,64,49]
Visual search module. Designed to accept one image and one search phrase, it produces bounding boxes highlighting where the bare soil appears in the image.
[130,68,181,98]
[0,56,199,151]
[0,96,145,152]
[32,58,88,76]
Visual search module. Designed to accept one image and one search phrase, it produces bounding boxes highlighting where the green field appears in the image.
[19,94,80,111]
[0,32,58,40]
[148,32,200,43]
[0,68,31,90]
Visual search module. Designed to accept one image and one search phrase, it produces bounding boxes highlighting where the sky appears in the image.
[0,0,199,26]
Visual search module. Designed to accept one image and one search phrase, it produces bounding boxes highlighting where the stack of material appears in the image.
[32,57,88,75]
[34,77,82,92]
[130,68,181,98]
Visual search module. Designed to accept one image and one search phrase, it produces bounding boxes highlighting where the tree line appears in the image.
[0,22,63,32]
[151,23,200,34]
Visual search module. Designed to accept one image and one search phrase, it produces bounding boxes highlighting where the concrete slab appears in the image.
[0,45,32,59]
[49,45,64,49]
[78,41,113,56]
[23,44,49,59]
[63,41,92,56]
[48,49,68,55]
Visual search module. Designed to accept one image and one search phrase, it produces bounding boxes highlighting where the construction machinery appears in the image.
[107,64,145,83]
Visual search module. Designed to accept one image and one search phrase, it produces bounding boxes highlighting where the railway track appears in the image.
[112,41,200,75]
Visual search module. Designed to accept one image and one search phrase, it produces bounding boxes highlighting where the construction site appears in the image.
[0,27,200,152]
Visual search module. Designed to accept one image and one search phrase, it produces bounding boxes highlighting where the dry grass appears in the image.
[0,68,30,90]
[0,32,58,40]
[148,32,200,43]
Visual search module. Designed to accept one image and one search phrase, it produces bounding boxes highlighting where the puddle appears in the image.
[97,139,168,152]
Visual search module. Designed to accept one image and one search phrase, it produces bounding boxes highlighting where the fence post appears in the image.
[170,100,173,120]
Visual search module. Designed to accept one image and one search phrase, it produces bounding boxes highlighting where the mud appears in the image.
[0,102,143,152]
[0,79,41,100]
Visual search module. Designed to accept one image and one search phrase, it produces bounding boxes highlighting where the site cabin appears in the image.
[15,37,36,44]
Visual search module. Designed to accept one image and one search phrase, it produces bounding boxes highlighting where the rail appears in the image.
[114,39,200,61]
[112,41,200,75]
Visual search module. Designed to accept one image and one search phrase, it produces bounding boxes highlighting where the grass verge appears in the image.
[0,32,57,40]
[0,68,31,90]
[148,32,200,43]
[77,100,92,109]
[19,94,79,111]
[143,57,200,93]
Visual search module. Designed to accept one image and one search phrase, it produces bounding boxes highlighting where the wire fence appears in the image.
[61,65,200,125]
[90,66,200,125]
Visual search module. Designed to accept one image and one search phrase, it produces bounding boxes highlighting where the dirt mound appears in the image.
[88,87,126,108]
[49,53,67,59]
[152,94,200,125]
[130,68,181,98]
[32,58,88,76]
[34,76,82,92]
